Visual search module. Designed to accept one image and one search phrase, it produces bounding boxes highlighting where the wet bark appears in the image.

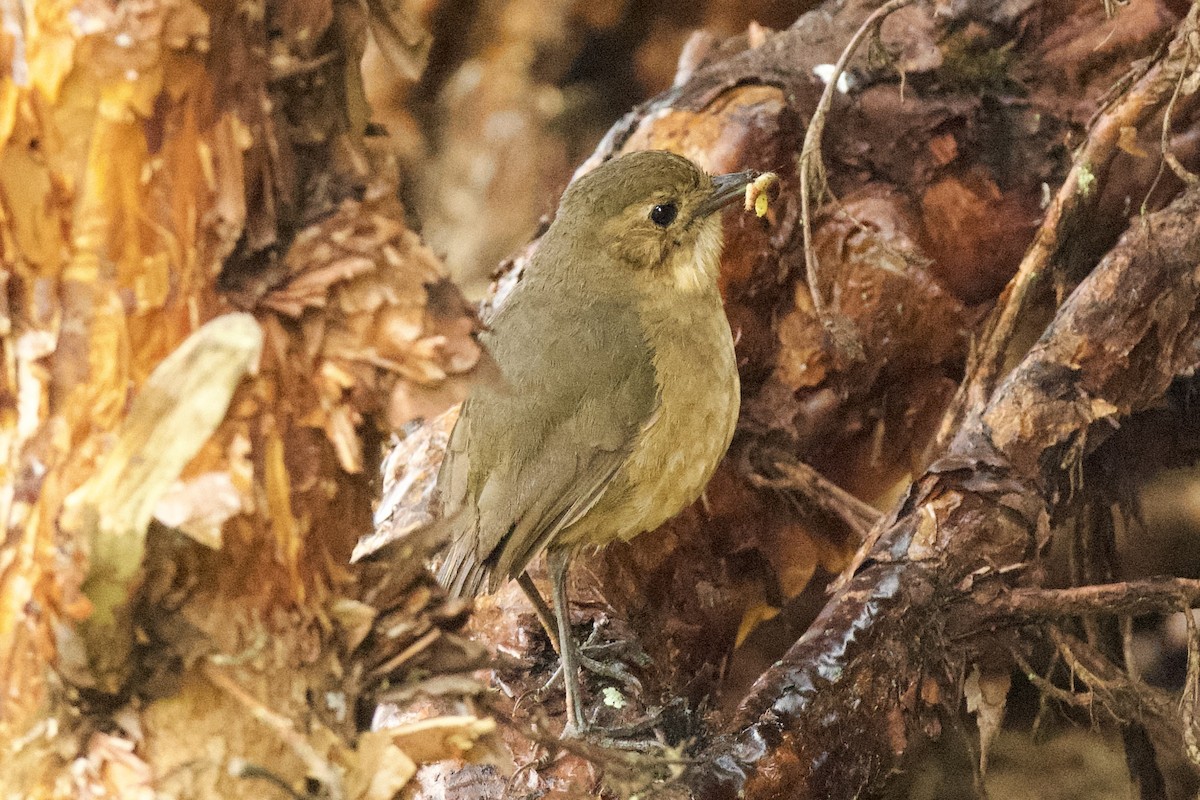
[8,0,1200,798]
[393,1,1200,796]
[683,184,1200,800]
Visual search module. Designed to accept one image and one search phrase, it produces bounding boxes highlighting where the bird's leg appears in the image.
[517,571,561,652]
[519,570,644,692]
[547,548,587,736]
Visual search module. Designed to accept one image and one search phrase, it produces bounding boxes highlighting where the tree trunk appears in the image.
[1,2,487,797]
[7,0,1200,798]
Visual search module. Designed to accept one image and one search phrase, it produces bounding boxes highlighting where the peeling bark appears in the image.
[683,185,1200,800]
[9,0,1200,797]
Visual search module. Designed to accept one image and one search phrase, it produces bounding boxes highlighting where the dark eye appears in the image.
[649,203,678,227]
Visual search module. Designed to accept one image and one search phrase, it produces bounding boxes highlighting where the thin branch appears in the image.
[937,1,1200,446]
[1012,647,1094,711]
[1045,625,1182,797]
[1161,34,1200,187]
[745,454,882,540]
[1122,616,1141,684]
[202,661,345,800]
[478,694,690,793]
[1030,649,1064,738]
[798,0,918,321]
[984,578,1200,621]
[1049,629,1186,749]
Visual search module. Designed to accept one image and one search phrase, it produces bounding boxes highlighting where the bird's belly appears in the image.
[558,309,739,548]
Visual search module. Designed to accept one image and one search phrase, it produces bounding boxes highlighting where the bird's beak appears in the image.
[694,170,759,218]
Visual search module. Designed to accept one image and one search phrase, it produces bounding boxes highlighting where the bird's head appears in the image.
[553,151,757,294]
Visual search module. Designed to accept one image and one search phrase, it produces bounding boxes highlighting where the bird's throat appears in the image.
[666,220,724,295]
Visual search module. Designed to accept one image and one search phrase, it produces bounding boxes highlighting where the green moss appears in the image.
[1077,162,1097,197]
[939,30,1020,94]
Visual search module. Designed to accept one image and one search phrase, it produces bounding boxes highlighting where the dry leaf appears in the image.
[353,405,458,561]
[964,665,1012,776]
[347,729,418,800]
[388,715,497,763]
[70,314,262,617]
[153,472,248,549]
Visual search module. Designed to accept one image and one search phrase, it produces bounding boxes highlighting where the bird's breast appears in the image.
[559,288,740,548]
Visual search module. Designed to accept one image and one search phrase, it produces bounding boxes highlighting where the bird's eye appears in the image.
[649,203,678,227]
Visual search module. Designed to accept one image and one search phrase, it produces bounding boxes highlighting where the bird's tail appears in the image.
[435,532,493,598]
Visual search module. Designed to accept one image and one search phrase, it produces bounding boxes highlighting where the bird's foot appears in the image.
[539,626,649,695]
[560,718,588,739]
[561,705,667,744]
[556,697,690,753]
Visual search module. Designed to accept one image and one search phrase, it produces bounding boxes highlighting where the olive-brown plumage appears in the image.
[435,150,752,733]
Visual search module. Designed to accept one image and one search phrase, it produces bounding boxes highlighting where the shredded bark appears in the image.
[679,185,1200,800]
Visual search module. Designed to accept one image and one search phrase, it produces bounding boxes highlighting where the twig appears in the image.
[1160,33,1200,187]
[1029,649,1064,738]
[1121,616,1141,684]
[936,2,1200,446]
[1049,629,1186,747]
[479,695,690,792]
[1182,602,1200,768]
[745,454,882,540]
[797,0,918,319]
[202,661,345,800]
[984,578,1200,620]
[371,627,440,676]
[1054,628,1121,710]
[1047,622,1175,796]
[1011,647,1093,711]
[1044,626,1190,792]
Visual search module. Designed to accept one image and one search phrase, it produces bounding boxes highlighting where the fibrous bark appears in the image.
[0,2,492,798]
[8,0,1200,798]
[365,1,1200,797]
[685,182,1200,800]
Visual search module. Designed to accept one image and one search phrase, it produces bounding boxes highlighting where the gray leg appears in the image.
[523,570,644,697]
[547,548,586,735]
[517,571,560,654]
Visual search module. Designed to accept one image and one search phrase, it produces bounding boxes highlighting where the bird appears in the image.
[434,150,753,734]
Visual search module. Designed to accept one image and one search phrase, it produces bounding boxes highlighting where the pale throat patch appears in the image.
[669,221,724,293]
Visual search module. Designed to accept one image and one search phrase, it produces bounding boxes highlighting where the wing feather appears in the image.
[434,280,658,597]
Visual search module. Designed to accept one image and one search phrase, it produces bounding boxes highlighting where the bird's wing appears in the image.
[435,289,659,596]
